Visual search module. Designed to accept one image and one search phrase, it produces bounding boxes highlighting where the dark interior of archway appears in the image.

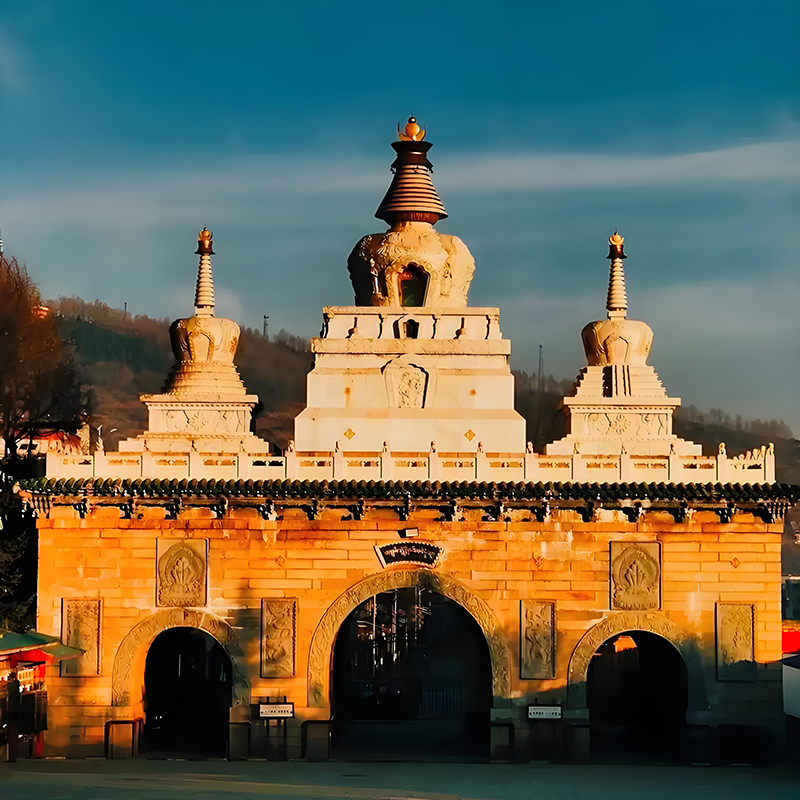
[587,631,688,763]
[143,627,231,758]
[331,588,491,761]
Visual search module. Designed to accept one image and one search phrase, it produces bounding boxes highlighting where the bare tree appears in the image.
[0,253,84,470]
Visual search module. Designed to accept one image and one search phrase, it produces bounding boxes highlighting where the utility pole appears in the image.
[533,344,544,450]
[263,315,269,340]
[537,344,544,395]
[123,302,127,321]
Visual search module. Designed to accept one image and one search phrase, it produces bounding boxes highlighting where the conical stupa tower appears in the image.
[374,117,447,224]
[295,119,525,460]
[347,117,474,308]
[115,228,269,470]
[546,232,701,457]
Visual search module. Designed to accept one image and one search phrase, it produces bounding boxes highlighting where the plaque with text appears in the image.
[375,541,442,568]
[528,705,561,720]
[259,702,294,718]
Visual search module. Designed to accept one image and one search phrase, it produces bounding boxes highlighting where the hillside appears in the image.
[49,298,312,452]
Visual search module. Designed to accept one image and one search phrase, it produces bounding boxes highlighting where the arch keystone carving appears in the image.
[307,569,510,708]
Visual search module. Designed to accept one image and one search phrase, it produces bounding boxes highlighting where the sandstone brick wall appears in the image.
[36,504,784,757]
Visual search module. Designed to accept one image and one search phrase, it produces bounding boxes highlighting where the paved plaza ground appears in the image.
[1,760,799,800]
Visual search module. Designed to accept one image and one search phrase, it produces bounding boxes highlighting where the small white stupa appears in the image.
[115,227,269,469]
[546,232,701,457]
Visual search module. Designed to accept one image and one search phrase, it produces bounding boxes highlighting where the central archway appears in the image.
[307,569,510,709]
[330,587,492,760]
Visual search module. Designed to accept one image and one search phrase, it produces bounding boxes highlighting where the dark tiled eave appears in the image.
[19,478,798,523]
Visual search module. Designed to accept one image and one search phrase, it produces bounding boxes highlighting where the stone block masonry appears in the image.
[30,479,793,760]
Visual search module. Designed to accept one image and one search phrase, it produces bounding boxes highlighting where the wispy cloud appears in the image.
[441,140,800,193]
[3,139,798,234]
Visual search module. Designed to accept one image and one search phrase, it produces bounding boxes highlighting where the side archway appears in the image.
[111,608,250,708]
[307,568,510,708]
[567,611,706,710]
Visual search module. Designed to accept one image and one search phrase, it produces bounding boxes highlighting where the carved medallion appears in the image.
[61,598,102,676]
[156,539,207,607]
[610,542,660,610]
[716,603,756,681]
[261,599,296,678]
[520,600,555,679]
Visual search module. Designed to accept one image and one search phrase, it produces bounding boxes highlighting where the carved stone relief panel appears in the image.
[716,603,756,681]
[520,600,555,679]
[384,360,428,409]
[610,542,661,611]
[261,599,296,678]
[61,599,102,676]
[156,539,207,607]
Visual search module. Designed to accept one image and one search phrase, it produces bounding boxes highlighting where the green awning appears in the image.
[0,630,82,660]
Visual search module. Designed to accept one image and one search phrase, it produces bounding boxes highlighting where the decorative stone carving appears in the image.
[567,611,704,710]
[156,539,207,607]
[716,603,756,681]
[610,542,660,610]
[111,608,249,707]
[382,358,434,410]
[307,569,510,708]
[348,228,475,308]
[61,599,101,677]
[261,599,296,678]
[520,601,555,679]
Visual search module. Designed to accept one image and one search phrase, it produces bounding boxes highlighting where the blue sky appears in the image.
[1,0,799,431]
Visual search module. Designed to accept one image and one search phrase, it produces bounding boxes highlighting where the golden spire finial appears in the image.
[194,226,215,316]
[606,229,628,318]
[195,226,214,256]
[398,116,426,142]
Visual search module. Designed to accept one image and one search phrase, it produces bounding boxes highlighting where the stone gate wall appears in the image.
[35,501,784,759]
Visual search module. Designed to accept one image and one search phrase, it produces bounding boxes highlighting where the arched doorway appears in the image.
[587,631,688,763]
[330,587,492,760]
[143,627,232,758]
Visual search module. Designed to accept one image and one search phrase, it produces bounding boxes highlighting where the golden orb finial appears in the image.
[195,226,214,256]
[607,230,626,259]
[398,115,426,142]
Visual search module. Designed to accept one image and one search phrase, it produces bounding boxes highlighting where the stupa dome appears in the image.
[580,232,654,366]
[163,228,247,396]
